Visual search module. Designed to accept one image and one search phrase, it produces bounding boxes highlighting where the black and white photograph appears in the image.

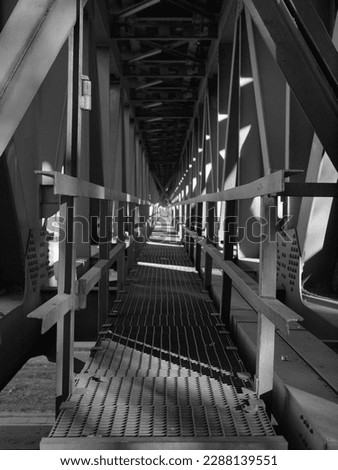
[0,0,337,463]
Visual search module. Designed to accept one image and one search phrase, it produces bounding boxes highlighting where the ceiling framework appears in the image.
[108,0,224,196]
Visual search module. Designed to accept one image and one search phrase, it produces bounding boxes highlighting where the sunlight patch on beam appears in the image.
[205,162,212,181]
[240,76,254,87]
[239,125,252,153]
[218,113,228,122]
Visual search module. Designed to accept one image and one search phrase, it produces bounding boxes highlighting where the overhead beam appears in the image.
[127,48,162,63]
[143,40,204,63]
[115,0,161,19]
[115,34,217,41]
[136,114,192,119]
[166,0,216,21]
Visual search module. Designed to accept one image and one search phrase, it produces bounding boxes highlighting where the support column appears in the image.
[56,198,75,415]
[117,201,126,288]
[195,202,203,274]
[204,202,216,292]
[255,195,277,403]
[55,1,82,415]
[220,200,237,326]
[220,18,241,326]
[98,199,111,330]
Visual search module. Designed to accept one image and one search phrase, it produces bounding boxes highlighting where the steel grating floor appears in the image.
[41,224,287,449]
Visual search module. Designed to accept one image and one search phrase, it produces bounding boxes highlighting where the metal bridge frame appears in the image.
[0,0,337,449]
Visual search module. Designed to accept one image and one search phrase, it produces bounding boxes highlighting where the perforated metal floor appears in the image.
[41,224,287,449]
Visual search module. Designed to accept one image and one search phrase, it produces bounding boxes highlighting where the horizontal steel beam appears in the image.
[36,171,150,205]
[115,35,216,40]
[178,170,302,204]
[125,73,205,79]
[198,242,303,335]
[131,99,196,104]
[123,65,205,76]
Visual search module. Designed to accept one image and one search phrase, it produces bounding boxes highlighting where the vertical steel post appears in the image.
[56,199,75,415]
[117,200,126,285]
[189,204,195,262]
[204,201,216,291]
[220,200,237,326]
[55,0,82,416]
[98,199,110,330]
[255,195,278,402]
[195,202,203,273]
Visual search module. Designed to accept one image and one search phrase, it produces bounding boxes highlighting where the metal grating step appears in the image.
[42,226,286,449]
[50,405,274,439]
[50,379,275,439]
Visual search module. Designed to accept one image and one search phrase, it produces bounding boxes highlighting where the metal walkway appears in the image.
[41,224,286,449]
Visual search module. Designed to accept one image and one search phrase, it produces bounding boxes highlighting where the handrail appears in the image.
[184,228,202,241]
[77,243,125,309]
[36,171,150,205]
[176,169,301,205]
[198,240,303,335]
[28,293,73,335]
[28,243,126,333]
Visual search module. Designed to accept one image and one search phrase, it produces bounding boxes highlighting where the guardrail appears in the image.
[175,169,338,398]
[29,171,152,412]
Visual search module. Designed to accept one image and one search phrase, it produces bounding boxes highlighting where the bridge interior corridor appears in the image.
[41,221,285,449]
[1,0,338,453]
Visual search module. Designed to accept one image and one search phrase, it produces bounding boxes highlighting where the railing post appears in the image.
[127,202,135,270]
[189,204,195,262]
[117,245,125,292]
[98,199,110,330]
[56,198,75,415]
[117,201,126,284]
[183,203,188,251]
[178,197,183,240]
[55,1,82,416]
[195,202,203,273]
[204,201,215,291]
[255,195,278,401]
[220,200,236,326]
